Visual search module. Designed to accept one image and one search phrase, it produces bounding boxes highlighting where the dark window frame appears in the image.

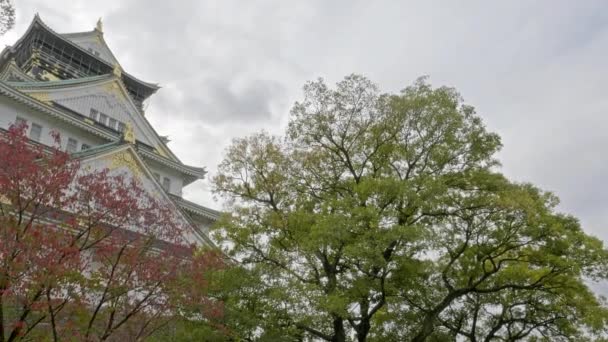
[29,122,43,142]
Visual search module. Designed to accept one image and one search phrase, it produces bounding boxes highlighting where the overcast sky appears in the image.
[2,1,607,244]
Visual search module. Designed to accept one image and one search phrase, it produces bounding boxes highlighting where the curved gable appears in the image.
[62,31,119,66]
[76,144,211,246]
[0,61,36,82]
[11,77,177,161]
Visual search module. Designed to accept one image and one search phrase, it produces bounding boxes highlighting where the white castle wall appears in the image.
[80,153,202,245]
[0,96,185,197]
[0,96,106,150]
[145,160,185,197]
[44,83,153,146]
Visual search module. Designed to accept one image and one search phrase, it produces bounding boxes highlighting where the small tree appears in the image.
[212,75,608,341]
[0,0,14,36]
[0,124,223,341]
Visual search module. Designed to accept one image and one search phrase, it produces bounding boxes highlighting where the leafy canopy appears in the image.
[211,75,608,341]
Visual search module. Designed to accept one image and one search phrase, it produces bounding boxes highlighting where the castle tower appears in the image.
[0,15,218,246]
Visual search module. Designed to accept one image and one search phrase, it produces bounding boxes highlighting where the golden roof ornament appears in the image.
[31,48,40,61]
[122,122,136,144]
[96,18,103,33]
[112,63,122,77]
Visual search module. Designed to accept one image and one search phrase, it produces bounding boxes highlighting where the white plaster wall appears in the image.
[0,96,106,150]
[148,163,185,197]
[0,96,186,197]
[65,36,118,65]
[80,154,201,245]
[42,85,153,146]
[0,97,204,246]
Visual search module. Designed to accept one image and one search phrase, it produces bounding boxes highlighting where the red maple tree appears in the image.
[0,124,224,341]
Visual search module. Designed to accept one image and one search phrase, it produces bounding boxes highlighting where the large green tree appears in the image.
[211,75,608,341]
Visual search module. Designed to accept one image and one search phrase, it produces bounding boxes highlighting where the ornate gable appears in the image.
[0,15,159,104]
[11,76,175,159]
[0,61,36,82]
[75,143,211,246]
[62,31,119,66]
[51,82,150,141]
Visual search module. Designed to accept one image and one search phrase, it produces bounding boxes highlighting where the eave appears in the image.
[138,148,207,185]
[169,194,221,221]
[72,142,216,247]
[6,73,114,90]
[0,60,36,82]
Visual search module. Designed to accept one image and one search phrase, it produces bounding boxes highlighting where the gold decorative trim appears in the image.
[155,146,169,158]
[108,151,142,178]
[102,81,126,100]
[31,49,40,61]
[102,81,119,92]
[112,64,122,78]
[96,17,103,33]
[39,69,60,81]
[29,92,51,103]
[123,123,136,144]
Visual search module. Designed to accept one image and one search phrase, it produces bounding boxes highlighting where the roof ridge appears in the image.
[61,30,97,37]
[7,73,113,87]
[169,194,221,220]
[69,140,123,159]
[138,148,206,177]
[24,15,160,91]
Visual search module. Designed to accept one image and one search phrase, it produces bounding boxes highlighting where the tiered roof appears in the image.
[0,15,218,239]
[0,14,159,105]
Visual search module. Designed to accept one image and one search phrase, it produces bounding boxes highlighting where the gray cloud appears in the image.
[2,1,608,245]
[181,78,286,123]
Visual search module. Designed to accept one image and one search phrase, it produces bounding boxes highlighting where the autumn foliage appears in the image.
[0,124,223,341]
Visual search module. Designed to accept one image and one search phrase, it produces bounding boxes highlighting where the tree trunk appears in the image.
[411,318,435,342]
[355,300,371,342]
[332,316,346,342]
[411,290,465,342]
[0,292,4,342]
[356,318,371,342]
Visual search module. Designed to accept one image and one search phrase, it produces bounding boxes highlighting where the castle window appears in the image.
[67,138,78,153]
[81,144,90,151]
[89,108,98,120]
[117,122,126,133]
[99,113,108,125]
[29,123,42,142]
[162,177,171,192]
[108,118,117,130]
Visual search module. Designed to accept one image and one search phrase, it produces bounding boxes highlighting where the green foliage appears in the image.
[211,75,608,341]
[145,318,225,342]
[0,0,14,36]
